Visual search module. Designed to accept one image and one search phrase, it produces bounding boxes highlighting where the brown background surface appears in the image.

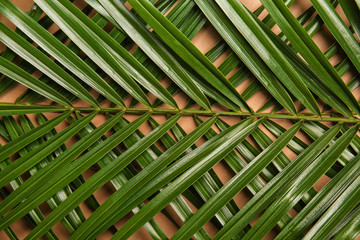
[0,0,358,239]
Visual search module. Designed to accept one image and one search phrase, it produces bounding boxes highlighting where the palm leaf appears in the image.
[1,0,360,239]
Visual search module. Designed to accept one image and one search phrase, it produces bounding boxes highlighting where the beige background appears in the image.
[0,0,357,239]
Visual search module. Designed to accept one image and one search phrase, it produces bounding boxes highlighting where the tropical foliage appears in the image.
[1,0,360,239]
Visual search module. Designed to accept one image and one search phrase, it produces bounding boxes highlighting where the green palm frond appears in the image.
[1,0,360,239]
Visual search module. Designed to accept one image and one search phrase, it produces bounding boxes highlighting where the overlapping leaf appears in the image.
[1,0,360,240]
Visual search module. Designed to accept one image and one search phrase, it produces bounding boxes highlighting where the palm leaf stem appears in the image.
[59,107,360,123]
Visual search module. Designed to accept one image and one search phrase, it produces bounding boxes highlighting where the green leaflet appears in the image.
[68,115,217,240]
[254,2,354,118]
[333,207,360,240]
[0,22,98,107]
[72,113,169,239]
[0,112,96,189]
[95,0,212,110]
[65,118,254,239]
[171,120,302,240]
[0,112,71,163]
[120,0,251,112]
[215,0,320,116]
[0,0,125,107]
[2,116,60,240]
[150,117,214,239]
[205,117,269,194]
[111,118,261,239]
[0,112,124,219]
[0,113,149,232]
[303,170,360,239]
[339,0,360,39]
[195,0,296,114]
[0,4,48,96]
[0,120,10,141]
[0,57,71,106]
[34,0,177,109]
[277,152,360,239]
[241,124,358,240]
[311,0,360,80]
[170,118,239,227]
[214,123,342,239]
[6,114,85,235]
[261,0,360,116]
[22,114,180,240]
